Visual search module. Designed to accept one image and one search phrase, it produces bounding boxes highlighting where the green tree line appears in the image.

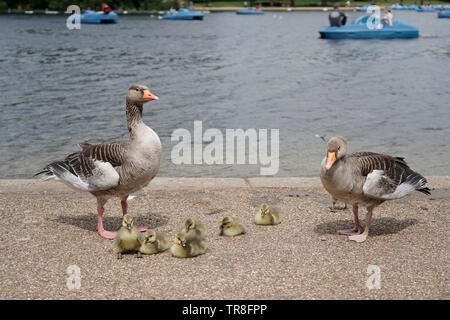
[0,0,180,11]
[1,0,449,10]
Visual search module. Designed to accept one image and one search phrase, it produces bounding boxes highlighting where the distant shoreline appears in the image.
[0,7,376,15]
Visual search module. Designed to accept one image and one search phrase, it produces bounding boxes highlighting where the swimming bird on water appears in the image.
[320,136,430,243]
[35,85,161,239]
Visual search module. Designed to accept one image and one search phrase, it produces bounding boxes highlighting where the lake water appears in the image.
[0,11,449,178]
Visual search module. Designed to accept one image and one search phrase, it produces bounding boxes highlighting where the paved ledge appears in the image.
[0,176,448,194]
[0,176,448,299]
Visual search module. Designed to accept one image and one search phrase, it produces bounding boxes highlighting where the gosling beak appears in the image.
[127,224,131,229]
[185,227,189,232]
[181,240,186,247]
[142,89,159,102]
[325,152,336,170]
[145,237,149,242]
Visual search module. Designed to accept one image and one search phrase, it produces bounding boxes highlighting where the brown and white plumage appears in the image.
[320,136,430,242]
[35,85,161,239]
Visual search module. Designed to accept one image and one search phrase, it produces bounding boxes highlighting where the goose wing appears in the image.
[36,143,126,192]
[354,153,430,200]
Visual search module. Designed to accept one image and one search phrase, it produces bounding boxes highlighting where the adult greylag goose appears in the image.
[35,84,161,239]
[320,136,430,243]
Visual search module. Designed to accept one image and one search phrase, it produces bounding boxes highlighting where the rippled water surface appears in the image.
[0,12,449,178]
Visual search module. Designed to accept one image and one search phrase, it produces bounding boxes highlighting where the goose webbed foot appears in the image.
[347,206,373,243]
[348,232,368,243]
[338,226,362,236]
[98,228,118,240]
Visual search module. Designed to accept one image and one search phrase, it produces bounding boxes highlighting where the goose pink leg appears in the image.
[97,206,118,239]
[348,206,374,243]
[121,197,148,232]
[338,204,363,236]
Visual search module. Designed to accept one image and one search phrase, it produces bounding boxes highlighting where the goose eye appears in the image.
[135,88,139,92]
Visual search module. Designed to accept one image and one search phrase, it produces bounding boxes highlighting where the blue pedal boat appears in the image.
[236,8,264,15]
[162,9,204,20]
[67,10,118,24]
[416,6,436,12]
[390,5,418,10]
[438,11,450,18]
[319,15,419,39]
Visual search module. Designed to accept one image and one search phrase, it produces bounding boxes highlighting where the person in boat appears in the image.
[329,5,347,27]
[102,3,112,14]
[381,8,393,26]
[169,6,177,14]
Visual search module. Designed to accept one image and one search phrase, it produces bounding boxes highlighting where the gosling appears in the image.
[254,203,282,225]
[114,214,143,259]
[139,229,169,255]
[170,232,207,258]
[180,217,206,242]
[331,196,347,211]
[219,216,246,237]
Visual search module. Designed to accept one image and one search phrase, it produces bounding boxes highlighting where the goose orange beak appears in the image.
[142,89,159,101]
[325,152,336,170]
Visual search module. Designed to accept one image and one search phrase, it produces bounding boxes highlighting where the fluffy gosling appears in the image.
[114,214,143,259]
[219,216,246,237]
[139,229,169,255]
[180,217,206,241]
[254,203,282,225]
[331,196,347,211]
[170,232,207,258]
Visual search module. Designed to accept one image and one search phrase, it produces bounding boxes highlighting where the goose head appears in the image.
[122,214,134,230]
[126,84,159,105]
[220,216,234,230]
[325,136,347,170]
[174,233,186,247]
[144,229,156,244]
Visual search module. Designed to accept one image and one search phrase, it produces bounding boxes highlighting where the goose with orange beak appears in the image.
[320,136,430,243]
[35,84,162,239]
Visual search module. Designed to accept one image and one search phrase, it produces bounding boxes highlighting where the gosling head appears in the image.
[174,233,186,247]
[259,203,270,217]
[126,84,159,105]
[184,218,196,232]
[144,230,156,244]
[220,216,234,229]
[325,136,347,170]
[122,214,134,230]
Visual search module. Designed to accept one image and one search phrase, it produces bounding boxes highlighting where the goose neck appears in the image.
[126,102,144,136]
